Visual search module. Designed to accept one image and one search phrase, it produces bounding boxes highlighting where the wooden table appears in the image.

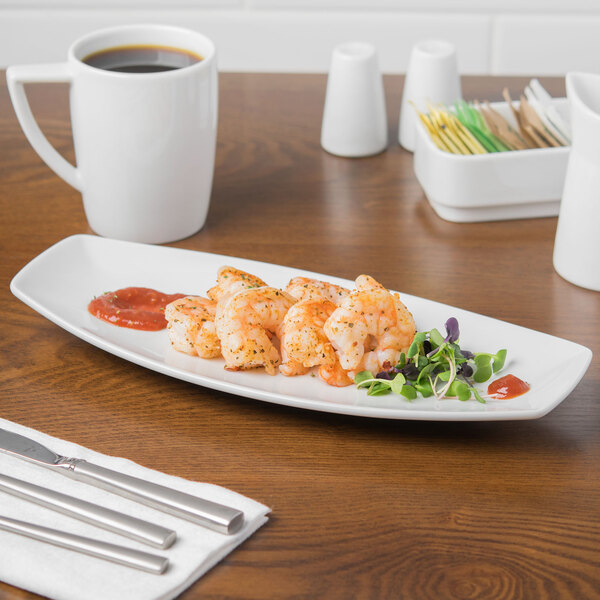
[1,72,599,600]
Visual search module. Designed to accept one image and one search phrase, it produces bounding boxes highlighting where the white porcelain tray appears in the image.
[10,235,592,421]
[413,98,570,223]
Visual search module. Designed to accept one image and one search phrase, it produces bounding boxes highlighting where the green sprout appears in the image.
[354,318,507,404]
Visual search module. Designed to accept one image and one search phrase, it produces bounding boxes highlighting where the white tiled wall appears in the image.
[493,15,600,75]
[1,1,599,74]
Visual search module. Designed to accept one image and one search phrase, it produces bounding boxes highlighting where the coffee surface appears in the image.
[83,44,202,73]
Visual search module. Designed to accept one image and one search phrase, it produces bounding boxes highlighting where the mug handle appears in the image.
[6,63,82,191]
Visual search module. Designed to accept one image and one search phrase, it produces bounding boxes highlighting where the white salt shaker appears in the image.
[398,40,461,152]
[321,42,388,158]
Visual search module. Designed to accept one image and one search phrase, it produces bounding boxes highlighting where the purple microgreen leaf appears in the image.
[399,363,420,380]
[376,370,392,380]
[458,363,474,378]
[444,317,460,343]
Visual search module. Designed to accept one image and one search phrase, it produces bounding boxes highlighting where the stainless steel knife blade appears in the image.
[0,428,63,465]
[0,428,244,535]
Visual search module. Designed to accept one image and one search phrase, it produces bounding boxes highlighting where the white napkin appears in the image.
[0,418,270,600]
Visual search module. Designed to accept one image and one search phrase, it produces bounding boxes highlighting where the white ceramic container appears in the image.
[412,98,570,223]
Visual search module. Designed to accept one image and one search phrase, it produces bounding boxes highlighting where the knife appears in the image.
[0,428,244,535]
[0,514,168,574]
[0,471,176,548]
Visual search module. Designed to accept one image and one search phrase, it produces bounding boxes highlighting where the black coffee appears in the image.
[83,44,202,73]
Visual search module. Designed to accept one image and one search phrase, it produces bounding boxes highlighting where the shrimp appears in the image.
[355,274,385,291]
[279,299,339,377]
[323,276,416,377]
[215,287,296,375]
[207,266,268,303]
[319,362,353,387]
[279,298,353,387]
[165,296,220,358]
[355,274,417,358]
[285,277,350,305]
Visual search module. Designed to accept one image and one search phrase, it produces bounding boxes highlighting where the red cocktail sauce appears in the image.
[88,287,186,331]
[487,374,530,400]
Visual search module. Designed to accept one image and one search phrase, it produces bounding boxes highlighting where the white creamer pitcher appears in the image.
[553,72,600,291]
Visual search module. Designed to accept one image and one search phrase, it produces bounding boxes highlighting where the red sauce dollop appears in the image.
[88,287,186,331]
[487,374,530,400]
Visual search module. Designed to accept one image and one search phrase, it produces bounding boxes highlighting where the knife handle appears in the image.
[0,514,168,574]
[66,460,244,535]
[0,472,176,549]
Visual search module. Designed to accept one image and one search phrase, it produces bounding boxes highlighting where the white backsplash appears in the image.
[0,1,598,74]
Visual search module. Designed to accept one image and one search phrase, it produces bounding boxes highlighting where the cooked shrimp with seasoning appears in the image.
[279,298,352,386]
[165,296,221,358]
[279,299,341,377]
[207,266,268,303]
[161,267,416,388]
[215,287,297,375]
[318,360,353,387]
[323,275,416,379]
[285,277,350,305]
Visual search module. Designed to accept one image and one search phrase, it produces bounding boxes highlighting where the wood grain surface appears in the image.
[0,72,599,600]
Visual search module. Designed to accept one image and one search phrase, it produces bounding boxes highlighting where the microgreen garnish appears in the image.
[355,370,416,399]
[354,318,507,403]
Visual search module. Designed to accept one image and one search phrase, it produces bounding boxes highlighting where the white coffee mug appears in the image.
[7,24,218,244]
